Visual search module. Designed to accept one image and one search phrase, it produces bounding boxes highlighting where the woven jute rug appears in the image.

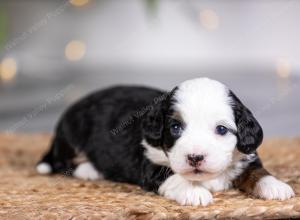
[0,134,299,220]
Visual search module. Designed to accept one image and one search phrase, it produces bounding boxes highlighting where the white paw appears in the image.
[36,162,52,174]
[73,162,103,180]
[253,175,295,200]
[158,174,213,206]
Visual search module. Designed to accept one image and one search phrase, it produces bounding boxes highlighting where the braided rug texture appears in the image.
[0,134,299,220]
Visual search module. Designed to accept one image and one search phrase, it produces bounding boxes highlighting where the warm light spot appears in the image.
[199,9,219,31]
[0,58,17,82]
[276,58,291,79]
[70,0,89,7]
[65,40,86,61]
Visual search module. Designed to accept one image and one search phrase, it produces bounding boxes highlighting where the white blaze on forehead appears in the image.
[174,78,236,130]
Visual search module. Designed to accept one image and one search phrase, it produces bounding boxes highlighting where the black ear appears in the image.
[142,88,177,147]
[229,90,263,154]
[142,100,166,147]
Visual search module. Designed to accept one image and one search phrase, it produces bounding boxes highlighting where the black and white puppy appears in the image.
[37,78,294,206]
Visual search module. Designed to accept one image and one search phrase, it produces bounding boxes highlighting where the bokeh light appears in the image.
[65,40,86,61]
[199,9,219,31]
[0,57,17,82]
[276,58,291,79]
[70,0,90,7]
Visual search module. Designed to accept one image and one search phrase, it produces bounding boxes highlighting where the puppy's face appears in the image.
[142,78,263,182]
[167,79,237,181]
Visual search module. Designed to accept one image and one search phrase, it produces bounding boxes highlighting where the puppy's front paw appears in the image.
[253,175,295,200]
[158,174,213,206]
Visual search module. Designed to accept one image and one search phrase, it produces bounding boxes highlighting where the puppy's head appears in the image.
[142,78,263,181]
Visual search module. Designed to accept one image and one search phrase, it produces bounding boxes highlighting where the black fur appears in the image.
[38,85,264,194]
[229,90,263,154]
[39,86,174,192]
[142,87,179,152]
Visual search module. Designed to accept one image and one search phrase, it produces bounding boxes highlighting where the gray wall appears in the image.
[0,0,299,136]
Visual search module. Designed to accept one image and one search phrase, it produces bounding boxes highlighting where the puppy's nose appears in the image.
[187,154,204,167]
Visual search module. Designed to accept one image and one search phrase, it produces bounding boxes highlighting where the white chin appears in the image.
[180,171,219,182]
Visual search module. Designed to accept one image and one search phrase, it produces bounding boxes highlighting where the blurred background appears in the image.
[0,0,299,137]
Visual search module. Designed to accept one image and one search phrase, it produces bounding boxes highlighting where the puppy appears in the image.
[37,78,294,206]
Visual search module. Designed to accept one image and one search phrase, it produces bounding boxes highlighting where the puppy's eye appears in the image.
[170,121,183,137]
[216,125,228,136]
